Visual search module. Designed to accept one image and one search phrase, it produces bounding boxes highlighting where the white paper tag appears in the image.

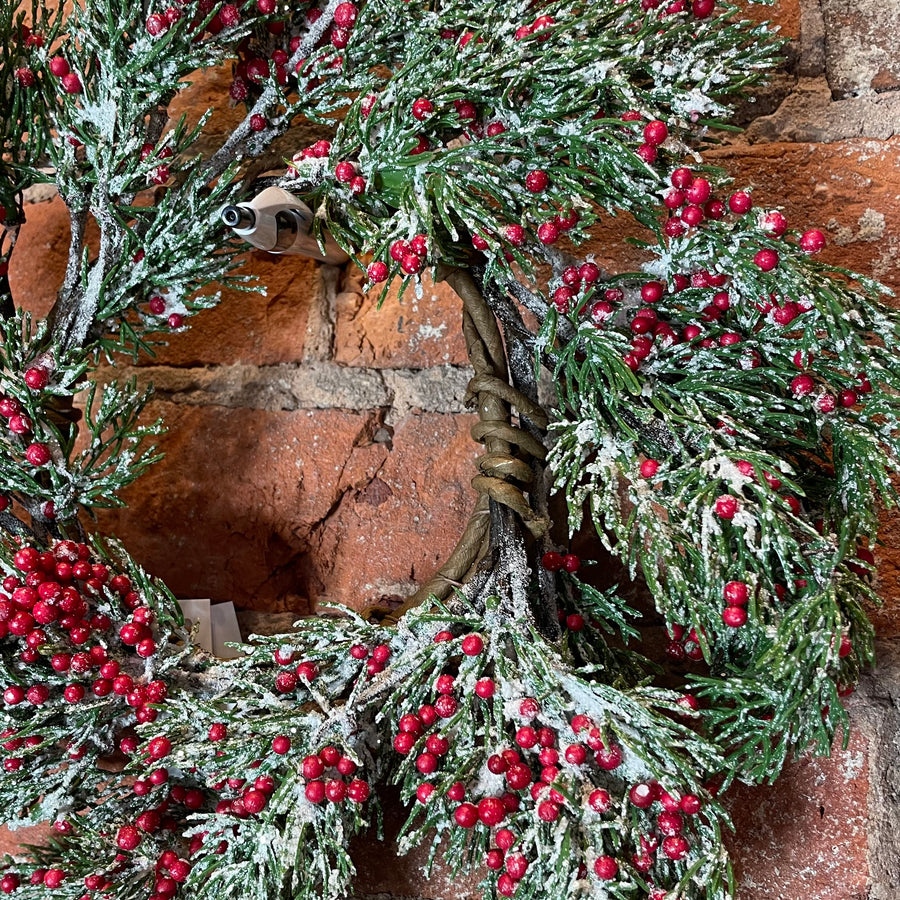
[210,602,243,659]
[179,598,212,653]
[179,600,243,658]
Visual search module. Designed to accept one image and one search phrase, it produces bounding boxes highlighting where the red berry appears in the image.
[454,803,478,828]
[272,735,291,754]
[629,782,654,808]
[680,794,701,815]
[516,728,538,750]
[799,229,826,253]
[588,788,611,813]
[461,634,484,656]
[594,856,618,880]
[147,736,171,759]
[541,552,563,571]
[636,143,657,164]
[839,389,858,408]
[685,177,711,205]
[595,744,623,770]
[670,167,694,191]
[219,4,240,25]
[640,281,664,303]
[658,810,684,835]
[754,248,779,271]
[243,789,267,814]
[505,854,528,880]
[49,56,70,76]
[334,161,356,183]
[761,210,787,235]
[722,605,747,627]
[537,800,559,821]
[305,780,326,804]
[295,661,318,681]
[640,459,659,478]
[325,779,347,802]
[537,222,559,245]
[714,495,739,519]
[116,826,141,851]
[366,260,390,283]
[432,694,456,718]
[334,2,358,27]
[478,797,506,826]
[475,678,495,698]
[416,783,435,803]
[301,755,324,779]
[506,763,532,790]
[15,66,36,87]
[146,13,169,35]
[24,367,49,390]
[643,120,668,146]
[790,374,815,398]
[411,97,434,120]
[728,191,753,215]
[416,752,438,775]
[525,169,549,192]
[25,443,50,466]
[347,778,370,803]
[723,581,749,605]
[63,684,85,703]
[662,835,689,860]
[25,684,48,705]
[504,224,525,247]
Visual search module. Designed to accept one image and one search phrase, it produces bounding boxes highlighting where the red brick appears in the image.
[743,0,801,41]
[136,250,317,367]
[9,197,319,367]
[304,412,479,610]
[725,729,869,899]
[8,195,83,319]
[706,139,900,294]
[93,405,478,614]
[334,270,469,368]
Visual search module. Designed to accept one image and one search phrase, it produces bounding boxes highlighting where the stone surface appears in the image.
[300,412,480,610]
[93,361,472,418]
[820,0,900,97]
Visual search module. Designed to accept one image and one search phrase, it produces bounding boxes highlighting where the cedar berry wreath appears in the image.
[0,1,893,899]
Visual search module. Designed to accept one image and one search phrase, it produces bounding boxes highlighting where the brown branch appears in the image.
[378,268,550,625]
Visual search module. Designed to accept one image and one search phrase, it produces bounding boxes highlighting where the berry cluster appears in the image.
[0,540,168,727]
[390,628,709,897]
[300,746,370,806]
[663,623,707,663]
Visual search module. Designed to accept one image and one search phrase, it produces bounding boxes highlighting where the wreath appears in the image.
[0,2,893,899]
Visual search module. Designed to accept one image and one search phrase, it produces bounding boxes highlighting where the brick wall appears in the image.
[7,1,900,896]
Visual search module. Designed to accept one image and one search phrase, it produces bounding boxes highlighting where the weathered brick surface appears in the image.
[334,271,469,368]
[726,731,870,900]
[820,0,900,97]
[706,138,900,294]
[93,403,478,613]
